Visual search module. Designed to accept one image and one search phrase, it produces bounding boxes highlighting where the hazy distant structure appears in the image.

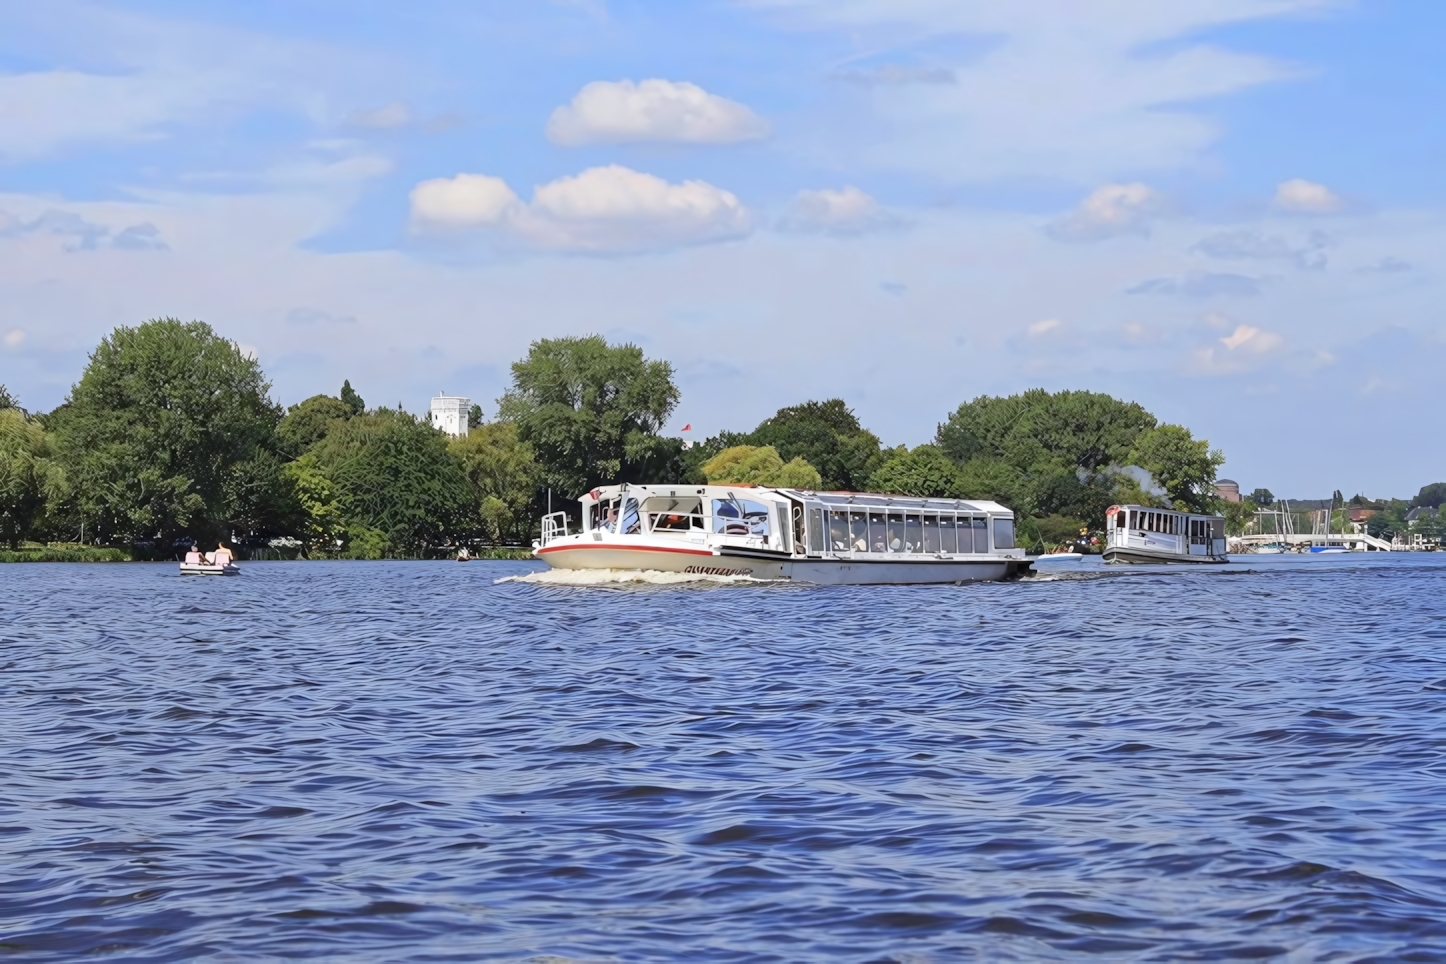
[429,392,470,438]
[1215,479,1241,503]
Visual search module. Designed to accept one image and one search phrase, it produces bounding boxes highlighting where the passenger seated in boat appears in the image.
[213,542,233,566]
[184,546,202,565]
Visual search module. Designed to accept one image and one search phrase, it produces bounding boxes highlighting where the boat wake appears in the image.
[496,568,788,587]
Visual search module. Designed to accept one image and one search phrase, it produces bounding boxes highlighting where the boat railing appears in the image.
[540,511,570,547]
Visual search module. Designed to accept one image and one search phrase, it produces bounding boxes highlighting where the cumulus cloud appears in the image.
[1193,228,1332,270]
[409,164,751,254]
[4,329,25,349]
[1220,324,1283,353]
[1272,178,1342,214]
[546,79,768,146]
[112,222,169,250]
[1047,183,1167,242]
[1127,272,1264,299]
[778,186,908,236]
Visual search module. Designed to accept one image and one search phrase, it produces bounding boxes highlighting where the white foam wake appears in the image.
[496,567,784,587]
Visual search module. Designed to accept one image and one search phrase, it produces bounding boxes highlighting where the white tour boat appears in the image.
[1103,504,1228,564]
[534,484,1031,585]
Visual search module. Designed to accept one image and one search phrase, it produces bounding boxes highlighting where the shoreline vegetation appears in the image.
[8,317,1432,563]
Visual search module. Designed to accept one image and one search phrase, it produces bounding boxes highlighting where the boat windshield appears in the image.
[713,497,771,537]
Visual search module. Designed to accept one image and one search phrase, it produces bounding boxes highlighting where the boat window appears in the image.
[993,517,1014,550]
[887,512,906,552]
[620,498,641,535]
[940,514,958,554]
[923,514,941,553]
[849,511,869,553]
[904,513,923,553]
[972,516,988,552]
[956,515,973,553]
[644,497,703,534]
[594,498,619,531]
[713,497,771,537]
[808,507,823,552]
[868,511,887,552]
[828,511,850,552]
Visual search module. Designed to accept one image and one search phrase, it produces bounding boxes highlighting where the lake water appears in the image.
[4,554,1446,961]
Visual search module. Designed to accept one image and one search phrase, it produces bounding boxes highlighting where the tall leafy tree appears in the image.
[340,380,366,415]
[49,319,283,543]
[450,421,543,543]
[748,399,883,491]
[700,445,822,488]
[1411,482,1446,509]
[498,335,681,496]
[277,394,354,455]
[1128,424,1225,513]
[868,445,966,498]
[0,408,64,547]
[306,410,472,553]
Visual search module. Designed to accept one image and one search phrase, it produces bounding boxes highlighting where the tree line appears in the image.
[1,318,1230,557]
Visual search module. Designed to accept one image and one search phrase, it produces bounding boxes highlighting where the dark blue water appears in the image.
[3,556,1446,961]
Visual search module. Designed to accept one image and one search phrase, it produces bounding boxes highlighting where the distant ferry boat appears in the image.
[1103,504,1228,564]
[534,484,1032,585]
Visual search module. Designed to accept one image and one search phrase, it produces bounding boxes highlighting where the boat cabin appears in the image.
[1104,504,1227,563]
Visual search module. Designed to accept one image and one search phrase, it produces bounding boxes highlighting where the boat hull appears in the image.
[1102,546,1226,565]
[534,542,1029,585]
[180,563,240,576]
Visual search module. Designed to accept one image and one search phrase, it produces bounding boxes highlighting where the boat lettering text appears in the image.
[683,564,754,576]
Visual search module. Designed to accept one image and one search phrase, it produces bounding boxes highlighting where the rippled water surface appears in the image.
[4,555,1446,961]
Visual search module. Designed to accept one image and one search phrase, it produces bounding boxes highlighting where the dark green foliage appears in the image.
[498,335,681,497]
[340,380,366,415]
[1128,424,1225,513]
[48,319,284,544]
[1411,482,1446,509]
[868,445,964,498]
[748,399,883,491]
[309,411,473,552]
[468,404,484,430]
[1250,487,1274,506]
[277,394,353,455]
[1033,514,1089,549]
[0,385,19,411]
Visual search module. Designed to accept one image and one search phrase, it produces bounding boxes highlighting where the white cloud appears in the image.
[778,186,907,235]
[546,79,768,146]
[1028,318,1062,337]
[410,173,521,229]
[1048,183,1167,242]
[1220,324,1283,353]
[1272,179,1342,214]
[409,164,751,253]
[4,329,25,349]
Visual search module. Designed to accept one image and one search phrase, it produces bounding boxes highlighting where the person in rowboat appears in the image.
[213,542,233,567]
[184,545,202,564]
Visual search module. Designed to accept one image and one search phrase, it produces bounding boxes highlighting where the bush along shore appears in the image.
[3,319,1249,561]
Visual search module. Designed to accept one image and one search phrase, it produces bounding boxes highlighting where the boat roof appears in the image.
[582,483,1010,514]
[1109,503,1224,519]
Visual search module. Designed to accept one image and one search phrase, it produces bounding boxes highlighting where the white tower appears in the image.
[429,392,470,438]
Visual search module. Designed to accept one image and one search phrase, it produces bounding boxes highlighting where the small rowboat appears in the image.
[179,561,240,576]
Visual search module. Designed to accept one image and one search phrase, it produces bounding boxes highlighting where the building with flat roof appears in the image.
[430,392,470,438]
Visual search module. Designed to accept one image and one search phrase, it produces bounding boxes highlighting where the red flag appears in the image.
[682,424,692,431]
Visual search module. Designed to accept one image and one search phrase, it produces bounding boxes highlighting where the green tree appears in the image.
[937,389,1156,475]
[468,404,484,430]
[0,385,20,412]
[0,408,65,547]
[1223,498,1259,536]
[498,335,681,496]
[748,399,884,491]
[48,319,283,544]
[956,457,1033,510]
[450,421,542,542]
[1412,482,1446,509]
[701,445,822,488]
[1249,487,1274,506]
[276,394,354,455]
[307,410,472,552]
[1128,424,1225,513]
[868,444,966,498]
[340,379,365,415]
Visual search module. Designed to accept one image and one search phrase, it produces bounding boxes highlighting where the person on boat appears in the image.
[184,545,202,564]
[213,542,233,567]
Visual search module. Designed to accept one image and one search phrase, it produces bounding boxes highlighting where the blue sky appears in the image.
[1,0,1441,498]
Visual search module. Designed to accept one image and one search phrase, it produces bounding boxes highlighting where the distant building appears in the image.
[1215,479,1241,503]
[429,392,470,438]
